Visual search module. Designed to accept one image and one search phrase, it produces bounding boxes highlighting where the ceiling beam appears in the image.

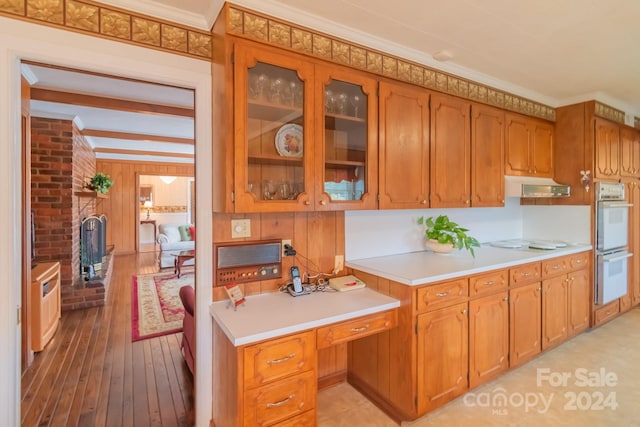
[93,148,194,158]
[31,88,195,118]
[82,129,194,145]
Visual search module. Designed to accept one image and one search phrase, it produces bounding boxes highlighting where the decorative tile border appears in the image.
[594,101,626,125]
[226,5,556,121]
[0,0,211,59]
[634,117,640,130]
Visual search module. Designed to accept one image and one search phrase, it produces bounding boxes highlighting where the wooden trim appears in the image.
[83,129,194,145]
[0,0,211,60]
[225,4,556,121]
[93,148,194,158]
[31,88,194,118]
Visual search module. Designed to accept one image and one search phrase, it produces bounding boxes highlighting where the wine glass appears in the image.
[262,180,277,200]
[350,94,362,117]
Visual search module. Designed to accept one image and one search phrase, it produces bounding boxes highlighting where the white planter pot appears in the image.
[425,239,455,254]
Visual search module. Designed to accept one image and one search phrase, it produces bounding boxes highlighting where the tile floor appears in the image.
[318,307,640,427]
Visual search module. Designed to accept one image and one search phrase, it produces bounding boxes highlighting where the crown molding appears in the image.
[96,0,212,30]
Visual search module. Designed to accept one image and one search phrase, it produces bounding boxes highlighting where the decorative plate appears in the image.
[275,124,303,157]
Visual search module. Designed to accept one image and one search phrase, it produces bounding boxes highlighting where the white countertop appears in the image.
[210,287,400,346]
[346,244,592,286]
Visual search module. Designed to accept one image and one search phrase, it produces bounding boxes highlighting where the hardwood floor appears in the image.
[21,251,195,427]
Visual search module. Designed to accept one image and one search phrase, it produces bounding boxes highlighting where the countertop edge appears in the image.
[210,293,400,347]
[346,245,593,286]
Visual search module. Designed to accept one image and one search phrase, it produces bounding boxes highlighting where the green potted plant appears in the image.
[85,172,113,194]
[418,214,480,257]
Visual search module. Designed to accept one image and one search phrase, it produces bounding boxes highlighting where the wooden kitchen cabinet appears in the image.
[471,104,505,207]
[620,127,640,178]
[430,93,471,207]
[541,275,569,350]
[594,117,621,180]
[378,80,430,209]
[568,268,591,336]
[509,282,541,367]
[417,302,468,413]
[505,112,553,177]
[626,181,640,306]
[229,41,377,213]
[468,291,509,388]
[541,253,591,345]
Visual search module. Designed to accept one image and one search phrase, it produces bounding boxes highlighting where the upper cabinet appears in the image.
[620,127,640,178]
[314,65,378,211]
[505,112,554,177]
[471,104,505,207]
[230,41,377,212]
[594,117,620,180]
[378,80,430,209]
[430,93,471,208]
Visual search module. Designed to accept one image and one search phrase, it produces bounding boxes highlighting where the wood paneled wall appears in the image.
[96,160,194,254]
[213,211,348,383]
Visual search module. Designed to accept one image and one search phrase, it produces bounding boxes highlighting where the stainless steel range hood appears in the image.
[505,176,571,198]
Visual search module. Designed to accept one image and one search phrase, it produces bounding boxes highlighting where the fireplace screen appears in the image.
[80,215,105,279]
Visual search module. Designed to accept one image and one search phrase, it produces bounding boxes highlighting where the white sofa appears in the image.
[157,224,195,268]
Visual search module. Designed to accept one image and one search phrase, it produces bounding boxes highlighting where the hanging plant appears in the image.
[85,172,113,194]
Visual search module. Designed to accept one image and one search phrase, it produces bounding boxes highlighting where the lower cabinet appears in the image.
[568,269,590,336]
[541,275,569,350]
[468,291,509,388]
[509,282,542,367]
[417,302,468,413]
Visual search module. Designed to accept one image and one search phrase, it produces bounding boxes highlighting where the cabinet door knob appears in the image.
[462,308,468,314]
[464,200,470,205]
[320,200,327,206]
[304,200,311,205]
[421,200,427,204]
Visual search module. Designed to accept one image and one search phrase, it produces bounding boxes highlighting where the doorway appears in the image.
[1,21,214,425]
[138,174,196,253]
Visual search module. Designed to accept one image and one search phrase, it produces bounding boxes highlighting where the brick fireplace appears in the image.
[31,117,110,310]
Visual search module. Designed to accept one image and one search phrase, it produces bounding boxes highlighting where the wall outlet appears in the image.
[334,255,344,273]
[231,219,250,238]
[282,239,292,257]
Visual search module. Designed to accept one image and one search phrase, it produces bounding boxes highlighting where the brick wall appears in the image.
[31,117,104,310]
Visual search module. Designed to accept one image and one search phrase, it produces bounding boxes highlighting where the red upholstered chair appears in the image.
[179,285,195,375]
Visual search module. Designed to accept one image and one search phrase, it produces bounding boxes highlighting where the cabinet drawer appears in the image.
[271,409,316,426]
[416,279,468,312]
[509,263,541,287]
[316,309,397,349]
[568,252,590,271]
[541,257,568,278]
[469,270,508,296]
[244,331,316,389]
[244,370,316,427]
[594,300,620,327]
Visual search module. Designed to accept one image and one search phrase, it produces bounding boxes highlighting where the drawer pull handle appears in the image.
[266,394,295,408]
[575,259,583,264]
[552,265,560,269]
[522,272,531,277]
[435,292,449,297]
[267,353,295,365]
[484,281,495,286]
[350,325,370,333]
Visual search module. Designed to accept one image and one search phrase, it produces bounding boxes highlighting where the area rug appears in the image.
[131,270,193,342]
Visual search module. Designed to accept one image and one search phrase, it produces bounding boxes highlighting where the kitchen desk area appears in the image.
[210,288,400,426]
[210,243,592,425]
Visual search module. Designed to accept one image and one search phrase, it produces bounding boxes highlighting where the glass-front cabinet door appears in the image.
[314,66,378,210]
[233,44,315,212]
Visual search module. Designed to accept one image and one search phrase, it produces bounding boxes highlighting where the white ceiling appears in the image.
[22,0,640,163]
[22,63,195,163]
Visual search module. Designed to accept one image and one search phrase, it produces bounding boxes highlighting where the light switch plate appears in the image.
[231,219,251,238]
